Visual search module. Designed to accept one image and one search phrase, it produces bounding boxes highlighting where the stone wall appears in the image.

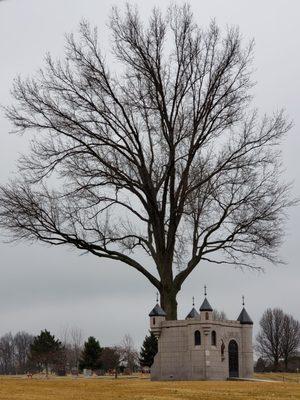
[151,318,253,381]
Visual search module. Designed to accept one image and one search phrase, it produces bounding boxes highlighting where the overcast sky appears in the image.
[0,0,299,349]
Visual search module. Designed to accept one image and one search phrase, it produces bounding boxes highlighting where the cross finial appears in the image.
[156,292,159,303]
[204,285,207,296]
[242,295,245,306]
[192,296,195,307]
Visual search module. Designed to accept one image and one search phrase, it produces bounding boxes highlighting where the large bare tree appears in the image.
[0,333,15,375]
[119,334,139,373]
[281,313,300,370]
[0,5,294,319]
[14,331,34,374]
[256,308,285,371]
[256,308,300,371]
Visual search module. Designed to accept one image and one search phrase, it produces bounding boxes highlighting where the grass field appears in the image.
[0,374,300,400]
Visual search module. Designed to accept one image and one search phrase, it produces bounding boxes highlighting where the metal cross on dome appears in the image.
[204,285,207,296]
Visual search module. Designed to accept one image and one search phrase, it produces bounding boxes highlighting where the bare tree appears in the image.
[256,308,285,370]
[212,310,227,321]
[119,334,138,373]
[0,333,15,374]
[14,331,34,374]
[100,346,121,378]
[0,332,34,375]
[256,308,300,371]
[70,327,83,370]
[281,314,300,370]
[256,308,284,371]
[58,325,83,371]
[0,4,294,319]
[59,325,70,347]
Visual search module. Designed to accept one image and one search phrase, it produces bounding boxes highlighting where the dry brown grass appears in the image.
[0,375,300,400]
[255,372,300,383]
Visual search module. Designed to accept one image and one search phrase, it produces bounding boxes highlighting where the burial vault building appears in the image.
[149,292,253,381]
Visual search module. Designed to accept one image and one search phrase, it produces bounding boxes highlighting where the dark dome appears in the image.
[199,297,213,312]
[185,307,199,319]
[237,307,253,325]
[149,303,167,317]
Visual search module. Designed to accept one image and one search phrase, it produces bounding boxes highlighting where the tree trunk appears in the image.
[160,287,178,320]
[45,362,49,378]
[273,359,279,372]
[284,357,288,371]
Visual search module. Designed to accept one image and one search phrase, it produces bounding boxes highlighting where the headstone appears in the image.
[83,369,93,377]
[71,368,79,376]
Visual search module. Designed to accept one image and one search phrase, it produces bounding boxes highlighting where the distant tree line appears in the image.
[0,331,34,374]
[0,328,157,376]
[4,307,299,376]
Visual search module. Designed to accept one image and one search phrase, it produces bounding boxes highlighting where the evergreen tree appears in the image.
[79,336,102,371]
[139,332,158,368]
[30,330,64,375]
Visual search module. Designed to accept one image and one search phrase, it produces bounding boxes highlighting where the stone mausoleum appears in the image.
[149,290,253,381]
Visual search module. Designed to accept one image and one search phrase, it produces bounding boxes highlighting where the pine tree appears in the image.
[139,332,158,368]
[79,336,102,371]
[30,330,64,375]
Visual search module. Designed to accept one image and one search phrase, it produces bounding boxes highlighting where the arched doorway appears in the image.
[228,340,239,378]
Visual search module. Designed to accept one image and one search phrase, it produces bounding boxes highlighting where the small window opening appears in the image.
[211,330,217,346]
[194,330,201,346]
[205,312,209,320]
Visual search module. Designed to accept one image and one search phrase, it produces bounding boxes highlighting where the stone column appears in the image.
[241,325,253,378]
[203,328,210,380]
